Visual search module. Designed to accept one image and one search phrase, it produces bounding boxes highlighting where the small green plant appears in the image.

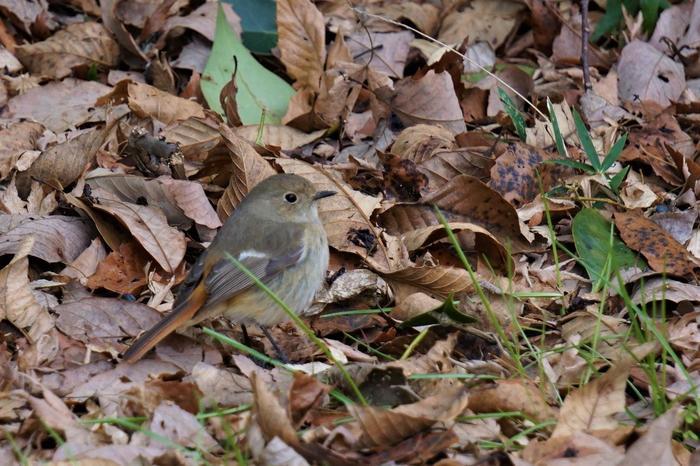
[498,88,527,142]
[547,101,629,194]
[592,0,670,41]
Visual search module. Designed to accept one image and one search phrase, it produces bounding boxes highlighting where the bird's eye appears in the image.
[284,192,298,203]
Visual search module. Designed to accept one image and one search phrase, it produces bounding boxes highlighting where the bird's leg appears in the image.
[260,326,290,364]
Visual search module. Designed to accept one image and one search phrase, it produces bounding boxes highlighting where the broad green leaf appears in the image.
[572,208,639,290]
[497,88,527,142]
[608,165,630,193]
[223,0,277,54]
[202,5,294,125]
[601,133,628,172]
[592,0,623,41]
[573,109,601,171]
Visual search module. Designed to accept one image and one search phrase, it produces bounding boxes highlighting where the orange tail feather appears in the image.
[122,284,207,363]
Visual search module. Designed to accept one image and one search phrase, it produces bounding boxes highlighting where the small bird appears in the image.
[122,173,335,363]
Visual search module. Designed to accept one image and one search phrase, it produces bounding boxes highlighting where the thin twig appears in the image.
[580,0,592,92]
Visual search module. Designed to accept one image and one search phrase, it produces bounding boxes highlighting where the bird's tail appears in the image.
[122,284,207,363]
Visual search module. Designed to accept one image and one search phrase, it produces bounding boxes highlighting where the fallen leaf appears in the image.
[277,0,326,90]
[96,79,205,125]
[614,210,698,276]
[345,30,413,78]
[89,188,186,273]
[618,406,681,466]
[0,120,44,179]
[150,401,219,451]
[189,362,252,407]
[252,372,299,447]
[54,297,162,354]
[0,215,94,263]
[235,125,325,150]
[392,70,466,135]
[488,142,549,208]
[86,242,148,294]
[217,125,276,219]
[618,40,685,109]
[438,0,524,50]
[469,379,556,423]
[15,22,119,79]
[2,78,112,133]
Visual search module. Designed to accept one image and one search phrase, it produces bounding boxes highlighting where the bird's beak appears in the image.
[313,190,336,201]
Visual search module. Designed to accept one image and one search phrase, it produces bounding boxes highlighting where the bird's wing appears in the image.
[203,244,304,307]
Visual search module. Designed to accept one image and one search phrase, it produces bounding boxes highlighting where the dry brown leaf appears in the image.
[0,215,94,263]
[438,0,523,49]
[87,173,221,229]
[54,297,162,354]
[235,125,325,150]
[289,372,330,427]
[392,125,493,191]
[15,22,119,80]
[278,158,401,271]
[469,379,557,423]
[488,142,550,208]
[618,406,681,466]
[86,242,148,294]
[100,0,148,62]
[19,127,106,193]
[392,70,466,135]
[614,210,698,276]
[150,401,219,451]
[277,0,326,91]
[251,372,299,447]
[346,30,413,78]
[89,188,186,273]
[618,40,685,109]
[379,175,530,255]
[0,237,53,340]
[60,237,107,285]
[2,78,112,133]
[160,115,222,161]
[217,125,276,219]
[96,79,205,125]
[0,120,43,179]
[348,384,469,448]
[190,362,252,408]
[552,359,632,439]
[372,3,439,35]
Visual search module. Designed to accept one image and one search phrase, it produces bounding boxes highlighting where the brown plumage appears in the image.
[122,174,334,363]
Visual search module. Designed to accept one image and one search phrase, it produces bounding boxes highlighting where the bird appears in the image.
[122,173,335,363]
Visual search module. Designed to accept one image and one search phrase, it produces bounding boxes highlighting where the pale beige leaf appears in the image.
[0,238,52,339]
[552,361,631,438]
[60,237,107,284]
[392,70,466,134]
[235,125,325,150]
[90,188,186,273]
[277,0,326,90]
[0,215,94,263]
[22,127,106,192]
[87,173,221,229]
[2,78,112,133]
[618,406,681,466]
[251,372,299,446]
[618,40,685,108]
[0,120,44,179]
[96,80,205,125]
[150,401,219,451]
[438,0,524,49]
[382,264,474,297]
[15,22,119,80]
[469,379,557,423]
[217,125,276,220]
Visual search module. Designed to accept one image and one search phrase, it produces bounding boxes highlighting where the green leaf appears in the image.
[640,0,661,33]
[601,133,628,172]
[547,98,569,159]
[572,208,639,290]
[497,88,527,142]
[202,5,294,125]
[592,0,623,41]
[573,109,601,172]
[608,165,630,193]
[546,158,596,174]
[223,0,277,54]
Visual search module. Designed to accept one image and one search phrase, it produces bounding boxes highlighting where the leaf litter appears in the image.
[1,0,700,465]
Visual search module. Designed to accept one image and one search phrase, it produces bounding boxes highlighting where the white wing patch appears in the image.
[238,249,268,261]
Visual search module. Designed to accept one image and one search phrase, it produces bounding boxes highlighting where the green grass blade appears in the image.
[547,98,570,159]
[497,88,527,142]
[601,133,628,172]
[573,109,601,171]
